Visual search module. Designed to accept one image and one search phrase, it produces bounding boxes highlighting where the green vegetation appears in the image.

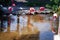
[0,0,12,6]
[26,0,60,12]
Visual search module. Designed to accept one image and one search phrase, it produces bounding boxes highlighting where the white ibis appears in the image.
[53,13,57,18]
[8,6,13,12]
[53,13,57,21]
[51,13,58,34]
[11,0,16,6]
[12,3,16,6]
[39,7,45,11]
[29,7,35,14]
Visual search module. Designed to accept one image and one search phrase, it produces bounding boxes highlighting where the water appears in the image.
[1,14,54,40]
[30,16,54,40]
[40,31,54,40]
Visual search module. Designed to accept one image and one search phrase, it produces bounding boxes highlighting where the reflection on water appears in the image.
[0,21,1,27]
[10,15,17,32]
[3,14,51,32]
[1,14,54,40]
[19,15,28,32]
[3,21,7,32]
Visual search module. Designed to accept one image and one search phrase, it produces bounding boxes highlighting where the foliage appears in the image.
[45,0,59,12]
[57,6,60,15]
[0,0,60,12]
[54,0,59,4]
[52,5,58,11]
[0,0,12,6]
[46,4,51,8]
[26,0,60,9]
